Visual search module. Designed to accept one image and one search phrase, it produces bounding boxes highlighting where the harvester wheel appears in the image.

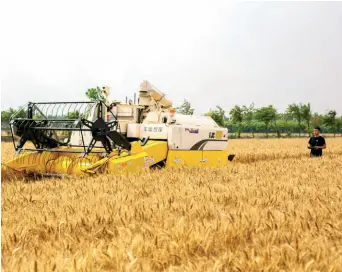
[228,154,235,161]
[150,160,166,170]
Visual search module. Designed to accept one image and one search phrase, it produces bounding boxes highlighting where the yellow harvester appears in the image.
[1,80,235,179]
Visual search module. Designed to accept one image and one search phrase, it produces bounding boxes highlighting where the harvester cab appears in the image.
[2,80,235,179]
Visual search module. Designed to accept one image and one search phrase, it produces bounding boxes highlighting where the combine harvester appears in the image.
[1,80,235,180]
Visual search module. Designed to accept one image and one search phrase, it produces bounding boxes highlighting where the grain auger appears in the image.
[1,80,235,180]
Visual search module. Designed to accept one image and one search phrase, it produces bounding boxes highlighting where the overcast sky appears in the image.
[1,0,341,115]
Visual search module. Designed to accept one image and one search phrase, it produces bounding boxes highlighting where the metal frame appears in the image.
[9,100,132,156]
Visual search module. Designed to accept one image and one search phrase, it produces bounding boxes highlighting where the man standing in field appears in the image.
[307,126,326,157]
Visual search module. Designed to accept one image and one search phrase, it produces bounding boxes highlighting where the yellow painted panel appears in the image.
[2,141,169,177]
[106,140,168,174]
[201,150,230,167]
[165,150,231,168]
[165,150,203,168]
[106,152,147,173]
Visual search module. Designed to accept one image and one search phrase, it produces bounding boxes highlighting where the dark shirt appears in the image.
[308,136,326,156]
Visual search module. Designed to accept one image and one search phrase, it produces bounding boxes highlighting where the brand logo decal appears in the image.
[185,128,199,134]
[209,131,224,139]
[144,126,163,132]
[174,158,181,163]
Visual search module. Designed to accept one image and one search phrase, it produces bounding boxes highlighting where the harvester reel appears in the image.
[81,117,131,156]
[7,101,133,157]
[11,119,65,152]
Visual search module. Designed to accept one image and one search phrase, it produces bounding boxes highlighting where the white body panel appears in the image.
[167,125,228,150]
[139,124,168,140]
[142,111,164,124]
[137,124,228,151]
[136,112,229,151]
[127,124,141,138]
[170,113,220,127]
[108,104,143,134]
[202,140,228,150]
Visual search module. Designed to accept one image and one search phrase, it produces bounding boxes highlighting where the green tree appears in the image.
[66,110,80,119]
[1,108,15,122]
[255,105,277,138]
[337,115,342,136]
[1,107,26,122]
[229,105,244,138]
[286,103,303,136]
[204,106,225,127]
[311,112,323,129]
[1,107,26,132]
[336,116,342,135]
[273,112,281,138]
[242,103,255,138]
[323,110,337,137]
[176,99,194,115]
[86,87,105,101]
[301,103,312,136]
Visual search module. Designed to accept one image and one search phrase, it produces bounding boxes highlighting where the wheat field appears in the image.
[1,138,342,271]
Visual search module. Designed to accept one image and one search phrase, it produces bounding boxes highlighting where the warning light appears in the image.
[170,108,175,117]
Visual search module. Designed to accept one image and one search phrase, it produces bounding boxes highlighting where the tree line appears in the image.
[2,89,341,138]
[176,100,342,138]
